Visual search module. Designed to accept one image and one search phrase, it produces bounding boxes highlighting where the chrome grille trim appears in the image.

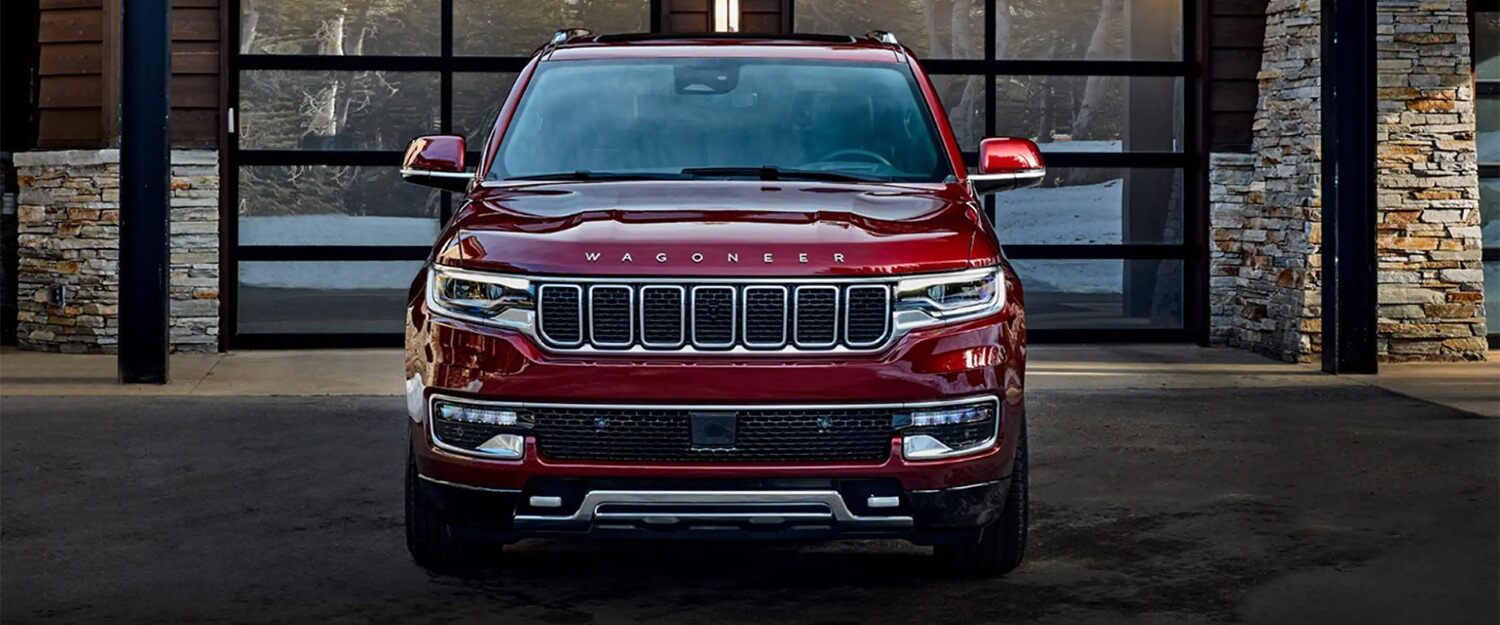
[741,286,789,349]
[588,285,634,348]
[537,284,585,347]
[792,285,839,348]
[534,279,899,353]
[639,285,687,348]
[844,285,892,348]
[689,286,737,349]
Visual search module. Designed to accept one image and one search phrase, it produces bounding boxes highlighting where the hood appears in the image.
[435,181,997,277]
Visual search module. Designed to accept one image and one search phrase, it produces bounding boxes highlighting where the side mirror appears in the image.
[970,137,1045,196]
[401,135,471,191]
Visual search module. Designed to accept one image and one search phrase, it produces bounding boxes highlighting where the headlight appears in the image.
[430,398,531,459]
[894,399,1001,460]
[427,265,535,329]
[893,267,1004,330]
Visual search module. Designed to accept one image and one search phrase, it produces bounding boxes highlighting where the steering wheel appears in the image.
[816,148,895,168]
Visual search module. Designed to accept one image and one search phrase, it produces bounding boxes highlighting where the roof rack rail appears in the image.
[548,27,595,46]
[865,30,899,45]
[592,32,857,44]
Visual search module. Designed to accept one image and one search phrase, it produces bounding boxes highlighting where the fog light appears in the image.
[476,433,525,459]
[437,403,523,427]
[903,434,959,460]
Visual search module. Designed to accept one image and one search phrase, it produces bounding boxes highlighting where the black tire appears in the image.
[934,417,1028,577]
[405,450,489,572]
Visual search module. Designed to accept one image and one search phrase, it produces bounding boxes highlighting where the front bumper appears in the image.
[406,298,1026,535]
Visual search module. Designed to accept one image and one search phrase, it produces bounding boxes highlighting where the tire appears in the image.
[405,450,490,572]
[934,417,1028,577]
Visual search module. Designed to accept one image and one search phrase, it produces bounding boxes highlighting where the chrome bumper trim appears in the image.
[416,473,521,494]
[514,490,914,528]
[907,478,1007,494]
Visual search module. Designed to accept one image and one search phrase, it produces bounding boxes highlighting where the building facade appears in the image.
[0,0,1494,362]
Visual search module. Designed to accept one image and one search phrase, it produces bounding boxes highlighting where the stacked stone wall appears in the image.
[14,150,220,353]
[1209,0,1324,363]
[1374,0,1486,361]
[1210,0,1485,363]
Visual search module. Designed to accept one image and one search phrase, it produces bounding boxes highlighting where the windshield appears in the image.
[489,58,952,183]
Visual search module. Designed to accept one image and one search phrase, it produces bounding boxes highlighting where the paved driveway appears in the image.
[2,385,1496,624]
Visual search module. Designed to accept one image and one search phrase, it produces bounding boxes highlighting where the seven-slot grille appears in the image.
[536,282,893,351]
[528,406,895,462]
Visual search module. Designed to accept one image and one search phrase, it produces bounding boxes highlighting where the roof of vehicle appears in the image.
[543,32,908,63]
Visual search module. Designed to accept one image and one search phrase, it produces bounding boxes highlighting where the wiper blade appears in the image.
[680,166,889,183]
[507,171,690,182]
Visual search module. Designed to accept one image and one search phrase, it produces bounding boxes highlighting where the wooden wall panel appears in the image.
[663,0,712,33]
[1207,0,1268,152]
[660,0,789,34]
[739,0,787,34]
[168,3,220,147]
[34,0,220,149]
[36,4,103,147]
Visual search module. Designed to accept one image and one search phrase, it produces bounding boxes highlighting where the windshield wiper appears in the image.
[680,166,890,183]
[507,170,691,182]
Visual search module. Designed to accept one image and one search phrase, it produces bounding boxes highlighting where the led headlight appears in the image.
[893,267,1004,330]
[894,400,1000,460]
[427,265,534,329]
[431,399,532,459]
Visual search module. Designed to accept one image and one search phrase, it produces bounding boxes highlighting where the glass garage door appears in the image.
[801,0,1199,341]
[230,0,1200,347]
[229,0,654,347]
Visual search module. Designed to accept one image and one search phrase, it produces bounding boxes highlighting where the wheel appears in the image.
[405,450,491,571]
[934,418,1028,577]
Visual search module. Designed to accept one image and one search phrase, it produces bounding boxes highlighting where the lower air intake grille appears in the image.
[529,406,895,462]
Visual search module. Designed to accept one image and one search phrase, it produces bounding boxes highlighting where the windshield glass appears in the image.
[489,58,952,183]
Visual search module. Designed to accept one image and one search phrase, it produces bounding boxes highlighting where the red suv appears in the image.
[400,30,1043,576]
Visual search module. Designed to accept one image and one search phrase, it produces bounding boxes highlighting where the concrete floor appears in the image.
[2,349,1497,624]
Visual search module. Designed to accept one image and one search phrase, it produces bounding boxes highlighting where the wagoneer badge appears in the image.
[585,252,846,264]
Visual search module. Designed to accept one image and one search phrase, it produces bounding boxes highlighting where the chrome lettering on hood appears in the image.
[585,251,847,264]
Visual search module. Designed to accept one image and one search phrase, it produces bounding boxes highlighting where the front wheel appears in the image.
[406,450,491,571]
[934,418,1028,577]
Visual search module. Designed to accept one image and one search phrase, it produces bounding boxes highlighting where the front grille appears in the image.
[845,286,890,346]
[793,286,837,347]
[691,287,735,346]
[536,281,893,352]
[743,287,787,347]
[529,406,895,462]
[538,285,582,345]
[589,286,633,346]
[640,286,685,346]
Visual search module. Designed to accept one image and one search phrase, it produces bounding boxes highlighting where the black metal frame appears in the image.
[1320,0,1379,373]
[225,0,1203,348]
[1476,1,1498,348]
